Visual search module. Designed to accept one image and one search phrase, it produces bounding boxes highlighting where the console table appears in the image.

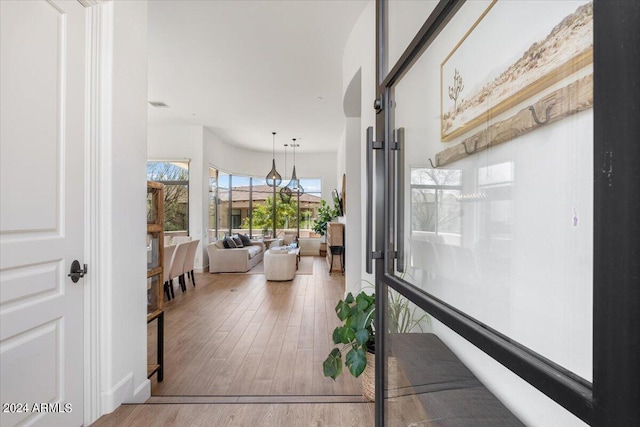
[326,222,344,274]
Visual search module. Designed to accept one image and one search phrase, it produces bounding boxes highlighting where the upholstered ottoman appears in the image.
[264,248,297,281]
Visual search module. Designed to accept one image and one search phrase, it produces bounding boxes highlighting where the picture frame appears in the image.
[441,0,593,142]
[341,173,346,215]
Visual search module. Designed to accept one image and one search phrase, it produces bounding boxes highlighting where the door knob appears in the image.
[68,260,88,283]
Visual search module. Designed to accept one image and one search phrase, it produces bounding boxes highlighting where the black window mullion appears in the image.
[592,1,640,425]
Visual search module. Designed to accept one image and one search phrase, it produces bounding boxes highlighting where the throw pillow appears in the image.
[222,237,231,249]
[224,236,237,248]
[228,237,238,248]
[231,235,244,247]
[239,233,252,246]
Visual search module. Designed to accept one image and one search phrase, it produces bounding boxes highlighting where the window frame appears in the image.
[146,160,190,234]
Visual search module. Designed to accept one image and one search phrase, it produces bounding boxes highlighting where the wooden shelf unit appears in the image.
[147,181,165,382]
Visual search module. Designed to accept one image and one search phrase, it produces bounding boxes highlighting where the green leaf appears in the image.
[332,327,342,345]
[355,328,370,346]
[346,314,358,330]
[345,348,367,378]
[322,348,343,380]
[356,292,371,311]
[336,325,355,344]
[344,292,354,304]
[335,300,350,321]
[357,306,375,330]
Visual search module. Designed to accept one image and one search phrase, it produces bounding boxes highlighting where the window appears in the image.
[147,161,189,233]
[299,178,322,233]
[217,172,231,239]
[208,167,218,240]
[410,168,461,236]
[207,172,322,239]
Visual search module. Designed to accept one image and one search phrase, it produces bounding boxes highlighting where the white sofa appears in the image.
[207,239,265,273]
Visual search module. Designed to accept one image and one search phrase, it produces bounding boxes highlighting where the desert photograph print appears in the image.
[441,0,593,141]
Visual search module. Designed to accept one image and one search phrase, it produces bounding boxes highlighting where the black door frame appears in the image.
[371,1,640,425]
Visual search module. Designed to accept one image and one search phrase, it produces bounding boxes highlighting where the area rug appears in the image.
[246,255,314,275]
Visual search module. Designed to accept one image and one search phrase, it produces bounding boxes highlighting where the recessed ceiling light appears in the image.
[149,101,169,108]
[317,96,323,100]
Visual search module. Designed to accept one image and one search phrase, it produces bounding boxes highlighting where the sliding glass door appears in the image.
[370,1,639,426]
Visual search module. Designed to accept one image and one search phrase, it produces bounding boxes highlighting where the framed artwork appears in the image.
[441,0,593,141]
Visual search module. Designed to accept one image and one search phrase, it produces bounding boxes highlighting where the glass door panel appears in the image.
[384,289,524,426]
[387,0,438,70]
[376,0,600,425]
[389,0,593,380]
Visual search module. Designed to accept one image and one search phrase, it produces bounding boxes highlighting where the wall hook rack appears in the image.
[463,139,479,154]
[528,103,555,125]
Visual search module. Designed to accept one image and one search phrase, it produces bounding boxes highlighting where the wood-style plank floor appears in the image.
[91,257,374,426]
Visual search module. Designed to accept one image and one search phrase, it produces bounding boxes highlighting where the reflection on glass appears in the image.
[146,189,157,224]
[384,309,521,425]
[410,168,462,237]
[384,293,524,425]
[146,234,159,270]
[389,0,594,419]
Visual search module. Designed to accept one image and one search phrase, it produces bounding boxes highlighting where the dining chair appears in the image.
[163,244,176,300]
[172,235,192,245]
[183,239,200,287]
[169,241,190,294]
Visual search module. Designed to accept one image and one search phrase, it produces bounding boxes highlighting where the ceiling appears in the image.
[147,0,368,154]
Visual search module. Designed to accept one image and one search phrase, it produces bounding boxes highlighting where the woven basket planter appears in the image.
[362,352,399,402]
[363,352,376,402]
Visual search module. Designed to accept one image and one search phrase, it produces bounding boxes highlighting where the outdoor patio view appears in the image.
[147,162,323,242]
[147,161,189,238]
[209,167,322,241]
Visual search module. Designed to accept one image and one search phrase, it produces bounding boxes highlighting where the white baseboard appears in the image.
[101,372,133,414]
[130,379,150,403]
[101,372,150,414]
[195,266,207,273]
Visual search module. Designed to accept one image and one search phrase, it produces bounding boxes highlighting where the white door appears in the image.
[1,1,87,426]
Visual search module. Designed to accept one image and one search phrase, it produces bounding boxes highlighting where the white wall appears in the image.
[203,127,337,202]
[341,1,376,294]
[342,117,363,294]
[147,125,206,269]
[100,0,149,413]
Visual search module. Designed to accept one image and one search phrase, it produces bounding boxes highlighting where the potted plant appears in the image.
[323,290,375,381]
[388,288,431,334]
[322,284,430,401]
[312,199,340,239]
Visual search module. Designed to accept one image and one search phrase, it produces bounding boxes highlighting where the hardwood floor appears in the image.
[89,403,374,427]
[91,257,374,426]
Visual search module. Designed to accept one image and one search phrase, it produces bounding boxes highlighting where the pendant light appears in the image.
[265,132,282,187]
[286,139,304,195]
[280,144,292,203]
